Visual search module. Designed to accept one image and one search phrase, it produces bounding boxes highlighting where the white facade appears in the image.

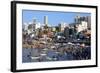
[35,22,41,29]
[23,23,28,31]
[77,21,88,32]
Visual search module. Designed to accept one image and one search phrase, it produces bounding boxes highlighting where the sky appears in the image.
[22,10,91,26]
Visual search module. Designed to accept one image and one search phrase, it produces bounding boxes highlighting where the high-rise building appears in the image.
[75,15,81,23]
[87,16,91,29]
[74,15,91,32]
[44,16,48,26]
[32,19,36,31]
[64,26,70,39]
[74,15,91,29]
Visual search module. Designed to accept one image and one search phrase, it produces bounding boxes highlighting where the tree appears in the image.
[55,26,60,32]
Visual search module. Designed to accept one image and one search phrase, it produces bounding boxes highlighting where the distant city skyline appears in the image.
[22,10,91,26]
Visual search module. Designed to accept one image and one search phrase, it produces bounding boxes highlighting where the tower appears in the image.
[44,16,48,26]
[75,14,81,23]
[87,16,91,29]
[32,18,37,31]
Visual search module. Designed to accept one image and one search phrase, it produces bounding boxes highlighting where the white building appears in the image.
[32,18,41,30]
[35,22,41,29]
[76,21,88,32]
[74,15,89,32]
[59,22,68,32]
[23,23,28,31]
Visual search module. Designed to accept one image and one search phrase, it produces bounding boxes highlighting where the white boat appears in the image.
[40,53,47,56]
[31,56,40,59]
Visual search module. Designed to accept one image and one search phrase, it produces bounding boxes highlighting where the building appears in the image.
[73,15,89,32]
[44,16,48,26]
[22,23,28,31]
[74,15,89,23]
[32,18,41,30]
[52,27,56,32]
[59,22,68,32]
[76,21,88,32]
[25,22,33,34]
[35,22,41,29]
[86,16,91,29]
[64,26,77,39]
[64,26,70,39]
[74,15,91,30]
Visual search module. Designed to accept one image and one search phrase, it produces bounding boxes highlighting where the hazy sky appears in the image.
[22,10,91,26]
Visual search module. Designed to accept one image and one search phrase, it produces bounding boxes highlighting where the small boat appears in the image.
[40,53,47,56]
[31,56,40,59]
